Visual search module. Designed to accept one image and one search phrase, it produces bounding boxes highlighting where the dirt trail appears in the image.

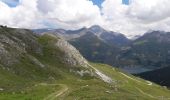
[119,72,152,86]
[42,84,68,100]
[135,87,157,99]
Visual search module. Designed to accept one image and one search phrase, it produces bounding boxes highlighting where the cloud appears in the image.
[37,0,103,29]
[0,0,103,29]
[101,0,170,38]
[0,0,44,28]
[1,0,170,38]
[128,0,170,22]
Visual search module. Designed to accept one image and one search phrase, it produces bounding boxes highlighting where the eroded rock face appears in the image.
[0,35,25,66]
[0,42,15,66]
[56,38,89,68]
[55,36,113,83]
[12,29,43,55]
[0,28,42,66]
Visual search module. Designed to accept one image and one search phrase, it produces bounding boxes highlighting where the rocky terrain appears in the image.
[0,26,170,99]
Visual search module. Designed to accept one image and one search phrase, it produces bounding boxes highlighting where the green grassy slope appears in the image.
[1,63,170,100]
[91,63,170,100]
[0,27,170,100]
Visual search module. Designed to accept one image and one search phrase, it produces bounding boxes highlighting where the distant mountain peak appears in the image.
[145,30,165,34]
[90,25,103,29]
[89,25,125,37]
[89,25,106,33]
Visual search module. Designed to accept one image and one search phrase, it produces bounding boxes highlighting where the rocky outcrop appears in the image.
[55,35,113,83]
[56,37,89,68]
[0,34,25,66]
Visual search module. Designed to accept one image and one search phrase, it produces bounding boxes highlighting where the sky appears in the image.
[0,0,19,7]
[122,0,129,5]
[90,0,104,8]
[0,0,170,38]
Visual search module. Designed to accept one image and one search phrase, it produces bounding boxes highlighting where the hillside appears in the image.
[0,26,170,99]
[35,28,170,74]
[69,30,170,73]
[137,67,170,88]
[33,26,130,66]
[117,31,170,69]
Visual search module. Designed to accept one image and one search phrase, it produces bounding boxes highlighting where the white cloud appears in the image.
[1,0,170,38]
[101,0,170,38]
[37,0,103,29]
[128,0,170,22]
[0,0,103,29]
[0,0,44,28]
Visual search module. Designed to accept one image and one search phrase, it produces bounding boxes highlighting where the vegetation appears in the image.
[0,27,170,100]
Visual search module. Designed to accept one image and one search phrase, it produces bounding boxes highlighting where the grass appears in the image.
[0,29,170,100]
[91,63,170,99]
[0,83,62,100]
[1,61,170,100]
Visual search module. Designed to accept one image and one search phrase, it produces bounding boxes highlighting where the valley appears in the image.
[35,26,170,71]
[0,26,170,99]
[1,0,170,99]
[34,26,170,88]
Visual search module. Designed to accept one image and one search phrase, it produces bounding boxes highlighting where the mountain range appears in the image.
[1,26,170,99]
[34,26,170,73]
[34,26,170,88]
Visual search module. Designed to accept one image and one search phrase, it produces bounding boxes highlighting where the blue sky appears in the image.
[91,0,129,8]
[2,0,129,8]
[0,0,19,7]
[122,0,129,5]
[90,0,104,8]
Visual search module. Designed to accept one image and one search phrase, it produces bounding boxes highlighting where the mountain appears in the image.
[33,26,127,64]
[35,27,89,40]
[33,25,130,46]
[69,31,119,65]
[116,31,170,73]
[34,28,170,73]
[67,30,170,75]
[0,26,97,82]
[89,25,130,46]
[34,25,130,65]
[1,26,170,99]
[32,28,54,34]
[68,29,170,87]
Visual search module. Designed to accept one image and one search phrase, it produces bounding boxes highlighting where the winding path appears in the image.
[135,87,157,99]
[55,85,68,98]
[119,72,152,86]
[40,84,68,100]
